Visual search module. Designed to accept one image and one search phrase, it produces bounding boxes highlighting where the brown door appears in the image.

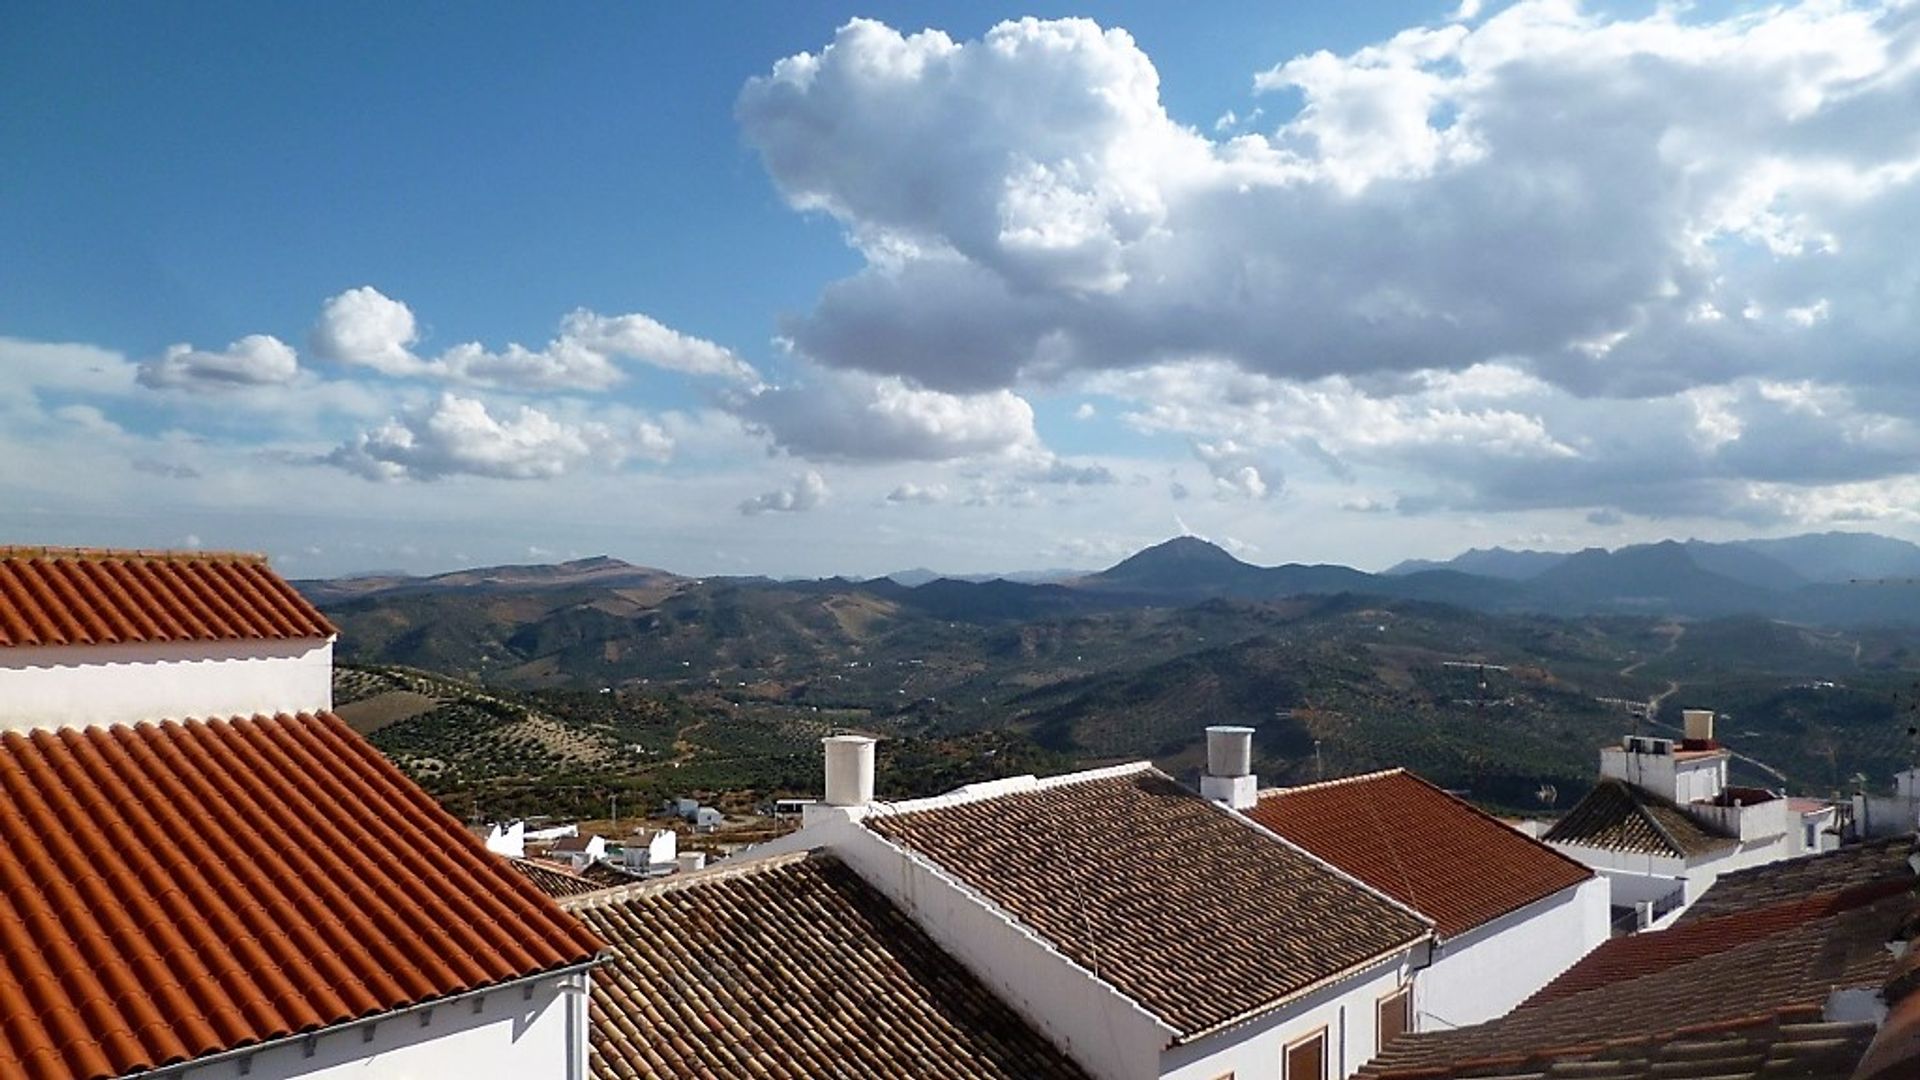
[1285,1028,1326,1080]
[1378,985,1412,1050]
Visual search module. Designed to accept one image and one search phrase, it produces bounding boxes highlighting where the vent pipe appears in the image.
[1683,710,1715,744]
[822,734,877,808]
[1201,726,1258,810]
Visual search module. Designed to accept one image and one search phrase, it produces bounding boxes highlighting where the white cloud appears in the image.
[311,286,756,391]
[1192,438,1277,500]
[732,366,1042,462]
[312,287,424,376]
[740,470,829,514]
[136,335,300,391]
[885,482,947,504]
[740,7,1920,408]
[327,393,648,481]
[1073,401,1097,420]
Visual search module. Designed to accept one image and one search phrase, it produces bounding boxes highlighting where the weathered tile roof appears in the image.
[0,547,335,648]
[0,711,604,1080]
[1364,889,1908,1078]
[509,855,609,899]
[1544,778,1736,858]
[564,852,1091,1080]
[1682,835,1915,923]
[1852,842,1920,1080]
[1249,769,1593,938]
[1527,883,1910,1007]
[862,766,1432,1040]
[1366,1010,1874,1080]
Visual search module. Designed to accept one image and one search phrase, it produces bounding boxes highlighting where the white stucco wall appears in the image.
[1415,877,1610,1029]
[1158,954,1417,1080]
[176,970,589,1080]
[0,637,333,731]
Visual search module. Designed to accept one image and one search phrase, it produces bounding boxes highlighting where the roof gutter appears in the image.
[128,957,603,1079]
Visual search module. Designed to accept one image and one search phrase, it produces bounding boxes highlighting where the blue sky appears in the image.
[4,1,1918,577]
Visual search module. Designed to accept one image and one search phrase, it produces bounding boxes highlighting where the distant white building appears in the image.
[1852,768,1920,839]
[755,733,1439,1080]
[547,833,608,871]
[622,827,678,872]
[1546,710,1829,928]
[485,819,528,858]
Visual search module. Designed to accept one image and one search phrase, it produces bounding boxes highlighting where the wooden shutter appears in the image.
[1285,1028,1327,1080]
[1377,985,1412,1050]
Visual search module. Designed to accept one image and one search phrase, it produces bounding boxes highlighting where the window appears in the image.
[1377,985,1412,1050]
[1284,1027,1327,1080]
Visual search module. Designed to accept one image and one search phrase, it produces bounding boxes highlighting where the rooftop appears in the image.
[861,764,1433,1040]
[0,711,602,1080]
[507,856,607,899]
[1364,839,1916,1080]
[0,547,335,648]
[564,851,1090,1080]
[1544,778,1737,858]
[1681,835,1915,923]
[1248,768,1594,939]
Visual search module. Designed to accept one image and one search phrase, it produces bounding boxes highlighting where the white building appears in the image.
[0,547,602,1080]
[754,732,1439,1080]
[547,833,609,871]
[0,547,335,731]
[621,827,678,872]
[1546,709,1826,928]
[1249,767,1611,1028]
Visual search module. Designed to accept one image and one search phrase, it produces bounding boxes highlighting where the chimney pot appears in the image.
[1205,726,1255,778]
[1683,709,1715,745]
[822,735,877,808]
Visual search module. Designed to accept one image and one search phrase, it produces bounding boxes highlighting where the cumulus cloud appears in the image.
[731,366,1042,462]
[740,7,1920,405]
[137,335,300,391]
[740,470,829,515]
[1192,438,1277,500]
[311,286,755,390]
[885,481,947,504]
[327,393,657,481]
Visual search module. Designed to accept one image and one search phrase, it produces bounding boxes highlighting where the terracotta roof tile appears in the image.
[566,852,1091,1080]
[0,712,603,1080]
[508,856,609,899]
[1249,769,1594,938]
[0,548,335,648]
[1543,779,1735,858]
[1682,836,1915,923]
[1364,890,1909,1078]
[862,767,1432,1039]
[1365,1013,1875,1080]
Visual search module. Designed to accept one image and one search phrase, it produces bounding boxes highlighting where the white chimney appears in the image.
[822,734,877,808]
[1683,709,1715,743]
[1200,725,1258,810]
[676,851,707,873]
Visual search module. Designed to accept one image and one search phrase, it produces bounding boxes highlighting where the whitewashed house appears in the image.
[1249,766,1610,1028]
[754,733,1439,1080]
[486,819,529,857]
[0,547,602,1080]
[548,833,609,870]
[621,827,677,872]
[1545,709,1825,927]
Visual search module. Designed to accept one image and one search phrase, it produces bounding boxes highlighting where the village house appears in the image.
[1247,765,1610,1028]
[0,547,604,1080]
[1362,835,1919,1079]
[1545,709,1833,928]
[752,731,1440,1080]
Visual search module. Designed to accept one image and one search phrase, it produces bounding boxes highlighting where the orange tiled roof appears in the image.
[0,547,335,648]
[863,767,1431,1040]
[1248,769,1594,938]
[567,852,1091,1079]
[0,712,603,1080]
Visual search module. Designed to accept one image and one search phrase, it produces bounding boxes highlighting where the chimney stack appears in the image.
[822,734,877,808]
[1200,725,1258,810]
[1682,709,1716,746]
